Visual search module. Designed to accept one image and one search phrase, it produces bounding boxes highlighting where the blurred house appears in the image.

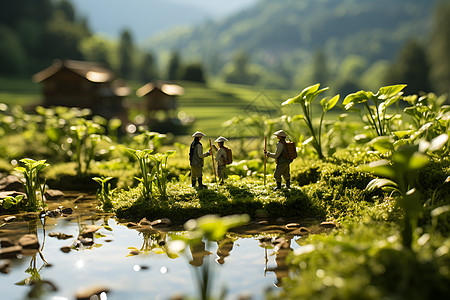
[136,81,184,121]
[32,59,130,120]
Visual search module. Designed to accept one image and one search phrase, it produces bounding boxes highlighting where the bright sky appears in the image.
[70,0,259,41]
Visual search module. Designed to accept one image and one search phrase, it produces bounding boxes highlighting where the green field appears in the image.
[1,77,338,137]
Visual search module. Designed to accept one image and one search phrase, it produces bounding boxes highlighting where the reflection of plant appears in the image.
[282,84,339,159]
[14,158,49,211]
[169,214,249,300]
[343,85,406,137]
[364,134,448,249]
[93,176,114,211]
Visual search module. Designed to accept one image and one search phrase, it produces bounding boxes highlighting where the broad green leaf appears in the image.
[305,87,329,106]
[165,150,176,156]
[302,136,314,145]
[408,152,429,170]
[431,205,450,218]
[109,118,122,130]
[365,178,398,192]
[14,167,27,173]
[326,94,340,111]
[363,160,395,178]
[292,114,304,121]
[283,84,323,106]
[300,83,321,98]
[282,93,302,106]
[384,93,402,107]
[320,97,327,109]
[429,134,448,151]
[368,136,395,153]
[377,84,407,99]
[343,90,369,106]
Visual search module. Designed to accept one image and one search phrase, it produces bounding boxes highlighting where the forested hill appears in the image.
[145,0,438,71]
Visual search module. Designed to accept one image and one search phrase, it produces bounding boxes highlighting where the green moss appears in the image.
[269,220,450,300]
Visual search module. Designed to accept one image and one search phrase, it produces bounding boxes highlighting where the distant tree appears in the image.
[40,10,89,63]
[312,49,329,85]
[138,52,158,82]
[0,0,53,28]
[0,25,27,75]
[167,51,181,80]
[360,60,390,91]
[118,29,134,79]
[79,35,113,68]
[334,55,367,95]
[55,0,76,22]
[223,50,259,85]
[387,40,431,95]
[180,62,206,83]
[429,1,450,97]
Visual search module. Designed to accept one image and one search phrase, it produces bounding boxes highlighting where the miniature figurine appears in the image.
[213,136,230,185]
[189,131,211,189]
[264,130,291,190]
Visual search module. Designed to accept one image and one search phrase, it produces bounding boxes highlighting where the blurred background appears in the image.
[0,0,449,107]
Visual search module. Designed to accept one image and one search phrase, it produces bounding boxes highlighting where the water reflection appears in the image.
[0,195,325,300]
[216,238,234,265]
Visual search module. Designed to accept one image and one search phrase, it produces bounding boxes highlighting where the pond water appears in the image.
[0,192,322,300]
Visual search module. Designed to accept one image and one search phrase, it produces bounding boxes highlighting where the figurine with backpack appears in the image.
[264,130,296,190]
[212,136,232,185]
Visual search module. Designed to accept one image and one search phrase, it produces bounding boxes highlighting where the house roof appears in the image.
[136,82,185,97]
[32,59,116,83]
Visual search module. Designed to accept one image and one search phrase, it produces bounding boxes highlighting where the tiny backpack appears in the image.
[283,141,297,161]
[224,147,233,164]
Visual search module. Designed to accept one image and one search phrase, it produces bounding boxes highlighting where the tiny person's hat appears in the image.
[214,136,228,143]
[273,130,287,137]
[192,131,206,137]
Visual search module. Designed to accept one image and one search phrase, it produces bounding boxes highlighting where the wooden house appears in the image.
[32,59,130,120]
[136,81,184,120]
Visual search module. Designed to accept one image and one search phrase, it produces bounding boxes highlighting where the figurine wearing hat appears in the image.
[264,130,291,190]
[213,136,229,185]
[189,131,211,188]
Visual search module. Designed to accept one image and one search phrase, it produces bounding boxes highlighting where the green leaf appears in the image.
[377,84,407,99]
[429,134,448,151]
[282,93,302,106]
[14,167,27,173]
[343,90,369,106]
[392,130,413,139]
[365,178,398,192]
[368,136,395,153]
[320,95,339,111]
[431,205,450,218]
[363,160,395,178]
[408,152,429,170]
[282,84,322,106]
[326,94,340,111]
[165,150,176,156]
